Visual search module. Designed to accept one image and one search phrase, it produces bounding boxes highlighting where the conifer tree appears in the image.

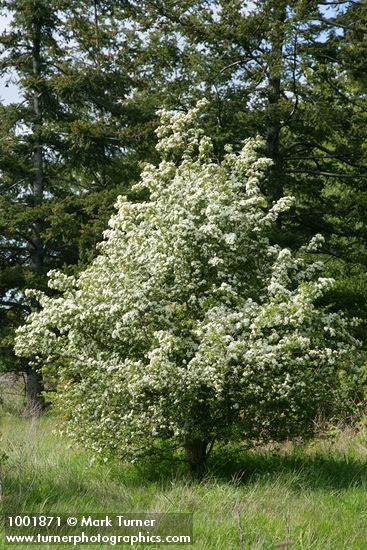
[127,0,367,322]
[0,0,156,411]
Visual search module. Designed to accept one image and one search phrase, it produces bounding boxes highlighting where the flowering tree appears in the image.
[15,101,360,476]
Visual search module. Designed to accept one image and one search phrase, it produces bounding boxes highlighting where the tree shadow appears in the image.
[3,442,367,513]
[84,444,367,492]
[205,446,367,490]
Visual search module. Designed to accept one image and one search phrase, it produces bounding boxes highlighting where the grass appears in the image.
[1,414,367,549]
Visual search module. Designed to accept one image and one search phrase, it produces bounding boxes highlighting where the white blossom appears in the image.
[14,101,362,462]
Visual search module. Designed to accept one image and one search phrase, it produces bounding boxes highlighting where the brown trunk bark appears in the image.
[23,17,46,415]
[25,369,45,416]
[184,439,208,479]
[265,1,287,206]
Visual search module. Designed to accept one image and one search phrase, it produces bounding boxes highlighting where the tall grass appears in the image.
[1,414,367,549]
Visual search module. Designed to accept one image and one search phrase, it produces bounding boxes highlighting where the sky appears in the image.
[0,13,22,105]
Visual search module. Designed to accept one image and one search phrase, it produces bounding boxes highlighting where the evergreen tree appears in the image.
[127,0,367,323]
[0,0,156,411]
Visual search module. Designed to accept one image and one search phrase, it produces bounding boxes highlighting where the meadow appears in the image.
[1,397,367,549]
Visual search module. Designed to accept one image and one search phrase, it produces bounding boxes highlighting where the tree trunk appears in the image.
[25,368,45,416]
[265,1,287,205]
[23,17,46,415]
[184,439,208,479]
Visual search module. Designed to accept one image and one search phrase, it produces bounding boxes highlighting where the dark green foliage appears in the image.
[126,0,367,329]
[0,0,157,385]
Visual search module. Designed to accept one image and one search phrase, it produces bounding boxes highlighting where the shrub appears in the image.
[15,101,362,476]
